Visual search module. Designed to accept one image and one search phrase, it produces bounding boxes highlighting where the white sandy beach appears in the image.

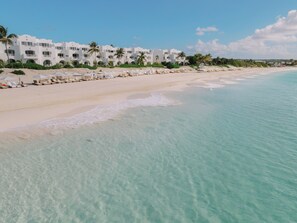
[0,66,296,133]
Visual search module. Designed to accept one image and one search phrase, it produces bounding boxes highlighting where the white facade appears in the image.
[0,35,186,66]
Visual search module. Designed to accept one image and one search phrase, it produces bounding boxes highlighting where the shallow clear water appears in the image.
[0,72,297,222]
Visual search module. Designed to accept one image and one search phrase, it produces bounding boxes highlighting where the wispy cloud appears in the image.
[196,26,218,36]
[190,10,297,59]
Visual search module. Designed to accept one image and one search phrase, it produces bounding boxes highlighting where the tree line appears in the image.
[186,53,269,68]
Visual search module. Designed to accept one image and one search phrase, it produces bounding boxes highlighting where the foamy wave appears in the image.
[220,80,237,85]
[40,93,176,129]
[245,75,258,79]
[202,83,225,89]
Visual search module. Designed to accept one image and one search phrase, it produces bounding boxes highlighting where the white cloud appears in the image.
[196,26,218,36]
[190,10,297,59]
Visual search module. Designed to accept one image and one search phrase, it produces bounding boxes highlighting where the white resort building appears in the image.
[0,35,185,66]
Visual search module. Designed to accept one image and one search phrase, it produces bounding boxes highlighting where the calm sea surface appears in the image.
[0,71,297,222]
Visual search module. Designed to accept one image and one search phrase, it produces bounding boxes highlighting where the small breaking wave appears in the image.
[40,93,176,130]
[202,83,225,89]
[220,80,237,85]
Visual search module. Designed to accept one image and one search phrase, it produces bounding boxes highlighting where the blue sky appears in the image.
[1,0,297,58]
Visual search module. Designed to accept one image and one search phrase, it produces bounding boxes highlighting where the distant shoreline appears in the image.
[0,66,296,136]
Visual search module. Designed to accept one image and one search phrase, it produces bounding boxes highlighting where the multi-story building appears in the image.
[0,34,186,66]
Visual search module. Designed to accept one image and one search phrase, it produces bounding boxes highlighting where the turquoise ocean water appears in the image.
[0,71,297,222]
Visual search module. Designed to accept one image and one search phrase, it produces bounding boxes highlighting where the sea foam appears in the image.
[202,83,225,89]
[40,93,176,130]
[220,80,238,85]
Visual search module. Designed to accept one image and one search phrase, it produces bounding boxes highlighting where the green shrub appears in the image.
[118,64,144,68]
[63,64,73,68]
[11,70,25,75]
[163,62,180,69]
[74,63,97,70]
[24,63,45,70]
[118,63,164,68]
[49,64,63,69]
[0,69,3,74]
[151,63,164,68]
[5,62,24,69]
[0,60,4,68]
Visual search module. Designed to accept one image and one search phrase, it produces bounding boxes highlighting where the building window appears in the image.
[58,53,64,58]
[56,46,63,50]
[25,50,35,56]
[39,43,50,47]
[22,42,34,46]
[42,51,51,56]
[72,53,79,58]
[70,47,77,51]
[5,50,15,56]
[82,48,88,51]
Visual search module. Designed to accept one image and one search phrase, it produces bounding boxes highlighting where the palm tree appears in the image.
[137,52,146,65]
[115,48,124,59]
[0,26,17,63]
[202,54,212,65]
[195,53,204,66]
[88,41,100,65]
[177,52,186,65]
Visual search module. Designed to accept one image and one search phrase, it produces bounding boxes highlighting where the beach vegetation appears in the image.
[162,62,180,69]
[136,52,146,65]
[177,52,186,65]
[151,63,164,68]
[73,63,97,70]
[50,64,63,69]
[115,48,125,59]
[0,59,4,68]
[63,63,73,68]
[0,25,17,63]
[88,42,100,65]
[3,61,101,70]
[118,63,164,68]
[11,70,25,75]
[186,53,269,68]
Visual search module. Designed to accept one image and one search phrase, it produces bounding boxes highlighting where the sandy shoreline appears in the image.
[0,67,296,134]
